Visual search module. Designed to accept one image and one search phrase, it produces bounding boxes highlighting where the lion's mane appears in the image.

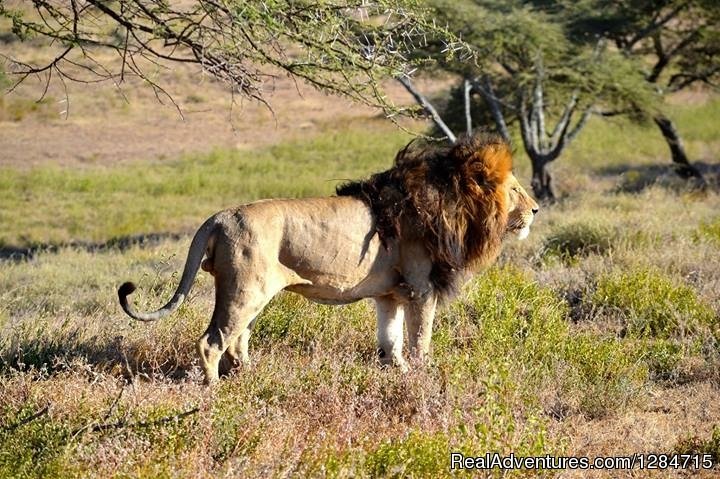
[337,133,512,299]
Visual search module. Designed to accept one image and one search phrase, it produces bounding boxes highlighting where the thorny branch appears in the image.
[1,0,471,118]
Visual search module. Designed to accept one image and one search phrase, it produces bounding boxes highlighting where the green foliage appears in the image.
[675,425,720,463]
[0,0,468,114]
[547,0,720,93]
[444,267,647,418]
[639,339,684,381]
[252,293,373,355]
[362,431,451,478]
[0,404,75,478]
[427,1,655,120]
[696,217,720,245]
[593,269,718,339]
[561,334,647,418]
[443,266,570,368]
[0,388,201,479]
[542,222,615,261]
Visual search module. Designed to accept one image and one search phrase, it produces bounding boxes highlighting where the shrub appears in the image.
[445,267,647,418]
[696,217,720,245]
[442,266,570,369]
[638,339,684,381]
[675,425,720,464]
[542,222,615,261]
[0,403,75,478]
[561,334,647,418]
[593,269,717,339]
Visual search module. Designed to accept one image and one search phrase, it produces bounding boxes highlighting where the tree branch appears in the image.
[518,88,536,156]
[567,105,593,143]
[475,75,510,143]
[463,78,472,135]
[533,57,546,149]
[549,91,578,146]
[397,75,456,144]
[623,2,689,52]
[3,0,465,118]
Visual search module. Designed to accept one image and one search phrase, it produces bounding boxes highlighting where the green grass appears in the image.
[556,98,720,172]
[696,217,720,245]
[0,125,411,247]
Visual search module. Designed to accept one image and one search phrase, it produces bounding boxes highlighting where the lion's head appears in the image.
[337,133,537,298]
[505,174,539,241]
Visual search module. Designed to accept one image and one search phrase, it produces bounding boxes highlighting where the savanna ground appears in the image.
[1,30,720,479]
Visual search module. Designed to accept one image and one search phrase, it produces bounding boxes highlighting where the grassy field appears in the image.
[1,70,720,478]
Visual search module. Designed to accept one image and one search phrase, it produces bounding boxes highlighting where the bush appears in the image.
[542,222,615,261]
[675,425,720,464]
[639,339,684,381]
[442,266,570,368]
[696,217,720,245]
[445,267,647,418]
[561,334,647,418]
[593,269,717,339]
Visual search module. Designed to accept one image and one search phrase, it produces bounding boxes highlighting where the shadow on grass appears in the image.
[1,333,196,382]
[0,231,185,262]
[596,161,720,193]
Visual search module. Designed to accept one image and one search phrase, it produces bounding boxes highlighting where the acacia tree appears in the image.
[0,0,466,116]
[407,1,654,201]
[547,0,720,183]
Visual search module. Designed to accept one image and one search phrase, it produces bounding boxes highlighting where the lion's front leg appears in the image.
[374,296,408,372]
[404,293,438,363]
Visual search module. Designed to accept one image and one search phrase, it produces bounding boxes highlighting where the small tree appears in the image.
[0,0,465,115]
[550,0,720,184]
[405,1,654,201]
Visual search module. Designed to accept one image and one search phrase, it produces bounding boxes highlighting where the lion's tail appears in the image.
[118,216,217,322]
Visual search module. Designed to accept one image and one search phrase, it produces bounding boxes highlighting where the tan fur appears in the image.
[118,141,539,385]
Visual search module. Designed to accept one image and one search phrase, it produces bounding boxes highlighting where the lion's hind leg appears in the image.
[198,286,270,385]
[218,317,257,376]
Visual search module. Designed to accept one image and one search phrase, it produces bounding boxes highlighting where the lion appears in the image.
[118,133,539,384]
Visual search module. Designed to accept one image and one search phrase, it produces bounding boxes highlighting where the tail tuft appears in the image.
[118,281,137,299]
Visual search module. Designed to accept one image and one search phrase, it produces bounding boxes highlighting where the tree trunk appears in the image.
[653,115,706,185]
[530,157,555,202]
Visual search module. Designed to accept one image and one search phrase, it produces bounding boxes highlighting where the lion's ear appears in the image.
[479,142,513,185]
[450,134,513,187]
[461,140,512,187]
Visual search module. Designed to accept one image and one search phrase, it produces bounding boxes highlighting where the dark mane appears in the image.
[336,133,513,299]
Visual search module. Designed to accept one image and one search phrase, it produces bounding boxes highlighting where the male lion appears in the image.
[118,134,538,384]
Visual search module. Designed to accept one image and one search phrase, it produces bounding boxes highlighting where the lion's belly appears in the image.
[267,197,402,301]
[283,263,401,304]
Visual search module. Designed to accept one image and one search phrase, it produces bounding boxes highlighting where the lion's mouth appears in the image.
[507,219,532,240]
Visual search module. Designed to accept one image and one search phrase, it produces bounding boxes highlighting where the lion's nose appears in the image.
[532,207,539,215]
